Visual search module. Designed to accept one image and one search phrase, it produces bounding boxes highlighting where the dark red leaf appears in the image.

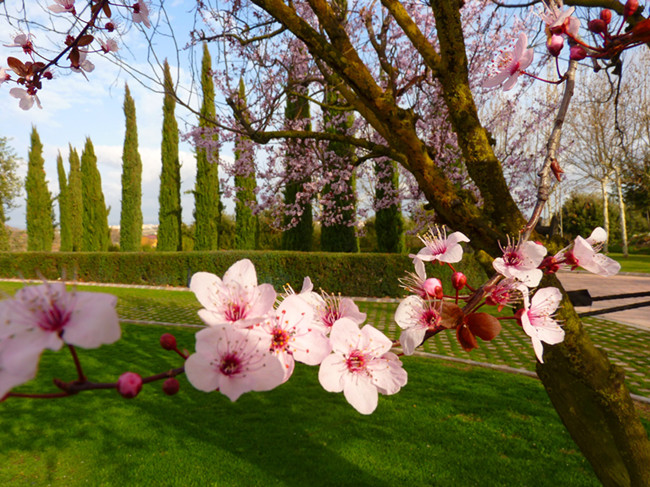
[456,324,478,352]
[465,313,502,341]
[7,57,28,76]
[77,35,95,47]
[440,302,464,329]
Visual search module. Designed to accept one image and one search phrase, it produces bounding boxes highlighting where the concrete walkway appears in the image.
[557,272,650,330]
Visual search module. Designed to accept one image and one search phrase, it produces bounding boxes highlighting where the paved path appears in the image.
[557,272,650,330]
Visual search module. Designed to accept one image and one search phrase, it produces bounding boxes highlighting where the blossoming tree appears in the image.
[1,0,650,485]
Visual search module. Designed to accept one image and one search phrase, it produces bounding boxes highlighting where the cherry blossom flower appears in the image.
[132,1,152,29]
[519,287,565,363]
[493,237,547,287]
[410,226,470,264]
[184,324,285,401]
[318,318,407,414]
[259,294,330,381]
[9,87,42,110]
[0,283,120,397]
[190,259,276,328]
[540,3,580,37]
[48,0,76,14]
[0,67,9,84]
[566,228,621,277]
[394,295,445,355]
[400,259,443,300]
[4,33,34,55]
[484,278,525,312]
[71,51,95,74]
[482,33,534,92]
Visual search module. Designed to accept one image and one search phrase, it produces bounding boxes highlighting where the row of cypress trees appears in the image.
[25,44,404,253]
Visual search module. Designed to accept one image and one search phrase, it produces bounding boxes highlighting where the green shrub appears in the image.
[0,250,487,297]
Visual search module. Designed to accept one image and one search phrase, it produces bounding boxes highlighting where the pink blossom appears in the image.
[184,324,285,401]
[100,38,119,53]
[482,33,534,92]
[520,287,565,363]
[4,33,34,55]
[0,67,9,84]
[9,87,42,110]
[540,3,580,37]
[48,0,76,14]
[71,51,95,74]
[260,294,330,381]
[0,283,120,396]
[117,372,143,399]
[493,237,547,287]
[394,295,443,355]
[190,259,276,328]
[400,259,443,300]
[571,228,621,277]
[410,226,469,264]
[318,318,407,414]
[485,278,525,312]
[132,1,152,29]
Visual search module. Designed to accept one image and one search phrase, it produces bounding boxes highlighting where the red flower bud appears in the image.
[569,45,587,61]
[160,333,177,350]
[117,372,143,399]
[162,378,180,396]
[588,19,607,34]
[105,22,115,32]
[514,309,526,327]
[624,0,639,19]
[600,9,612,24]
[422,278,443,299]
[546,35,564,57]
[451,272,467,291]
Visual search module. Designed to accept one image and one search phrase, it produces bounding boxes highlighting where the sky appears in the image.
[0,1,227,230]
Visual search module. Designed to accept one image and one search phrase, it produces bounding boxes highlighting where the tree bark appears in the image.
[615,166,629,257]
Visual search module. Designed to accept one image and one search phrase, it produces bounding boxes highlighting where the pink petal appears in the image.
[360,324,392,356]
[394,295,422,330]
[185,353,220,392]
[190,272,223,309]
[399,327,426,355]
[339,298,367,324]
[318,354,345,392]
[513,33,528,61]
[223,259,258,289]
[62,292,120,348]
[342,373,378,415]
[329,318,362,354]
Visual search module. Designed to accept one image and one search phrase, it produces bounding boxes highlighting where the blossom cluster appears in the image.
[395,226,619,363]
[1,0,152,110]
[185,259,407,414]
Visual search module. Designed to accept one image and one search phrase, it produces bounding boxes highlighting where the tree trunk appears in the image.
[614,166,629,257]
[601,177,610,253]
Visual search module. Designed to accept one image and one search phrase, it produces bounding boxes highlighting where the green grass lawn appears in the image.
[1,323,603,486]
[608,252,650,273]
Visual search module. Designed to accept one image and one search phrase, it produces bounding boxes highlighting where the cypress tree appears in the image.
[320,85,359,252]
[25,126,54,251]
[193,44,220,250]
[68,145,83,251]
[119,83,143,251]
[375,159,405,253]
[281,81,313,251]
[0,137,22,251]
[234,78,258,250]
[158,60,182,251]
[56,151,73,251]
[81,137,110,251]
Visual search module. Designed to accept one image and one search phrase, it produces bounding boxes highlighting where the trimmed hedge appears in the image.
[0,251,487,298]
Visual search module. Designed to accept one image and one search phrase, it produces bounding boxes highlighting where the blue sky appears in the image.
[0,1,230,230]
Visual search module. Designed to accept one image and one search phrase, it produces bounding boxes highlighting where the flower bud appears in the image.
[624,0,639,19]
[162,378,180,396]
[160,333,177,350]
[451,272,467,291]
[569,45,587,61]
[600,9,612,24]
[588,19,607,34]
[117,372,143,399]
[546,35,564,57]
[540,256,560,274]
[105,22,115,32]
[514,309,526,327]
[563,250,579,269]
[422,278,443,299]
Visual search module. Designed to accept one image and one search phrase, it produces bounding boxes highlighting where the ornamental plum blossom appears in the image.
[9,87,42,110]
[410,226,469,265]
[259,294,330,382]
[540,4,580,37]
[190,259,276,328]
[0,67,9,84]
[0,283,120,397]
[482,33,534,92]
[493,237,547,287]
[564,228,621,277]
[48,0,76,14]
[318,318,407,415]
[400,259,443,299]
[71,51,95,74]
[184,324,285,401]
[100,39,119,53]
[4,33,34,55]
[394,295,445,355]
[519,287,565,363]
[132,1,152,28]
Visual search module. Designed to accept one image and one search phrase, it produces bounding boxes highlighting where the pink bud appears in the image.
[451,272,467,291]
[422,278,443,299]
[117,372,143,399]
[162,378,180,395]
[569,45,587,61]
[160,333,177,350]
[600,9,612,24]
[546,35,564,57]
[624,0,639,19]
[588,19,607,34]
